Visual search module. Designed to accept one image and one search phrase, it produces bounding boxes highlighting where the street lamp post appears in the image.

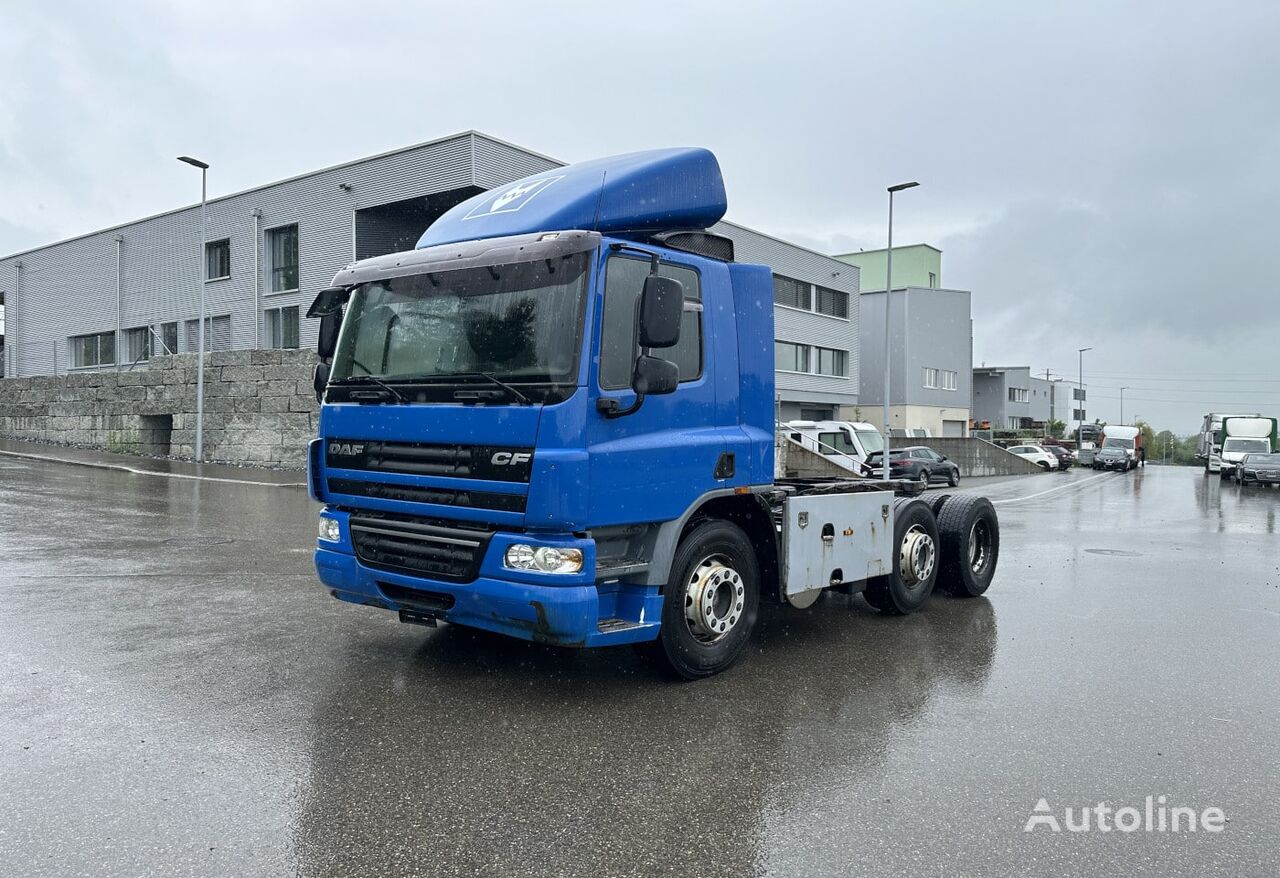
[882,181,919,482]
[1119,386,1128,424]
[1077,347,1092,451]
[177,156,209,463]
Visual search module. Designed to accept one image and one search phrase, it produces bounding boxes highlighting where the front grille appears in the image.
[349,511,500,582]
[326,439,533,482]
[329,478,525,512]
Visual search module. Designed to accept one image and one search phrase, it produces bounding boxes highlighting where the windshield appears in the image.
[854,429,884,455]
[330,253,590,398]
[1103,437,1134,449]
[1224,438,1269,453]
[1245,453,1280,465]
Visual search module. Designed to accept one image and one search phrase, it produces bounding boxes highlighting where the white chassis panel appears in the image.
[781,493,895,607]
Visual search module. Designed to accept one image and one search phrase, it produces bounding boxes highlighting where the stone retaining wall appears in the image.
[0,349,319,468]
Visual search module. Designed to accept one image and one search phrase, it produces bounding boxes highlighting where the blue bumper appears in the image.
[314,515,661,647]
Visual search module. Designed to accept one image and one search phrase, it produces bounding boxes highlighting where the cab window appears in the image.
[599,255,703,390]
[817,431,856,454]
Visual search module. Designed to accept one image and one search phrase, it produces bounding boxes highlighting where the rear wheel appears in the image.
[934,494,1000,597]
[864,498,939,615]
[646,520,759,679]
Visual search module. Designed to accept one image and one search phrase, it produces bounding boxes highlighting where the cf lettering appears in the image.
[491,452,532,466]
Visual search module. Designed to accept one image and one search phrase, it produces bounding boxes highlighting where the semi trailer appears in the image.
[306,148,1000,678]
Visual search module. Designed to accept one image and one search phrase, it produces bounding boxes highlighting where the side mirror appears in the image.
[633,355,679,396]
[307,287,349,318]
[313,362,331,403]
[317,311,342,360]
[637,275,683,349]
[939,455,948,461]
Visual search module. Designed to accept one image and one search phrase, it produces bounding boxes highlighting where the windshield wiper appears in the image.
[441,372,531,405]
[329,374,409,404]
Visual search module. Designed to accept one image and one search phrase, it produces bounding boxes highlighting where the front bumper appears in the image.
[1240,470,1280,484]
[314,513,661,647]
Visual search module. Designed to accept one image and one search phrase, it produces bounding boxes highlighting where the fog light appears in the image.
[318,517,341,542]
[504,543,584,574]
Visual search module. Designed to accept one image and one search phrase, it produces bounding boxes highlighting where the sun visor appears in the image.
[416,148,727,248]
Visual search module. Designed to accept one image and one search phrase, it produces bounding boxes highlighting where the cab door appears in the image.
[582,248,737,527]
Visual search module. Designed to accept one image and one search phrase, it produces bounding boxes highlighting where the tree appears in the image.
[1047,418,1066,439]
[1134,419,1156,454]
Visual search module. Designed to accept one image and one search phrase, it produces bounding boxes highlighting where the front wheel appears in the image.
[647,520,760,679]
[1038,461,1051,471]
[947,468,959,488]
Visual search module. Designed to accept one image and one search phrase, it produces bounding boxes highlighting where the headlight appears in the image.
[318,517,341,542]
[504,543,584,574]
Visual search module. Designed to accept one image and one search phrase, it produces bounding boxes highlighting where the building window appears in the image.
[160,321,179,356]
[205,238,230,281]
[923,367,939,389]
[124,327,152,364]
[185,314,232,353]
[70,332,115,368]
[815,347,847,377]
[1073,387,1086,401]
[942,369,957,391]
[815,285,848,318]
[267,224,299,293]
[599,256,703,389]
[928,272,937,288]
[773,275,811,310]
[1008,387,1029,403]
[265,305,300,350]
[775,340,810,373]
[800,406,835,421]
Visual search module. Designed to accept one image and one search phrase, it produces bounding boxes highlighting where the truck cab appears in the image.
[308,149,1000,678]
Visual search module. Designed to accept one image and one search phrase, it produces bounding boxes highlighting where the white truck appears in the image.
[782,420,885,475]
[1211,416,1278,479]
[1197,412,1261,469]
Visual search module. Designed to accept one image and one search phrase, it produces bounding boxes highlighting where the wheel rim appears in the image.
[683,555,746,643]
[898,524,936,587]
[968,518,993,576]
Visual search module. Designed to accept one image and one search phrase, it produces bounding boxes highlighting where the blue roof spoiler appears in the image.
[416,148,727,249]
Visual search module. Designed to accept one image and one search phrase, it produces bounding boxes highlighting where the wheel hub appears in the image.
[684,556,745,642]
[899,524,936,586]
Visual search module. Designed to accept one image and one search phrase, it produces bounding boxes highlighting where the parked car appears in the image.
[1007,444,1059,471]
[1234,452,1280,486]
[862,446,960,487]
[1093,446,1132,471]
[1044,445,1074,470]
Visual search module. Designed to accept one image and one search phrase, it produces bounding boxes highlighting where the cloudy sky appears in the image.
[3,0,1278,432]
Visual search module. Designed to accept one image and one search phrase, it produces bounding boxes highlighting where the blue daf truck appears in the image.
[307,148,1000,678]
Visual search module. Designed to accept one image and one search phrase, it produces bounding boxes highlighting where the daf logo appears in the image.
[491,452,532,466]
[329,442,365,456]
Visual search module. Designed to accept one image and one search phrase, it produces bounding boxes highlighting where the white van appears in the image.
[782,420,885,474]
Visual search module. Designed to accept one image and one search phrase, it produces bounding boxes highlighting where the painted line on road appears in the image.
[0,448,306,488]
[989,471,1116,505]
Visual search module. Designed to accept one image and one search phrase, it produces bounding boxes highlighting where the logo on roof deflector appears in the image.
[464,176,564,220]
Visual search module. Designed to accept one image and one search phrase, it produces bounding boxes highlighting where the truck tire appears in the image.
[933,494,1000,597]
[863,497,940,615]
[646,519,760,679]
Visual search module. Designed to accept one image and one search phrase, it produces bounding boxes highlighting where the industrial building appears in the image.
[837,244,972,437]
[971,366,1052,430]
[0,132,859,421]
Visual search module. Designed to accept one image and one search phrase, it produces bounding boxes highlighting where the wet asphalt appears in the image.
[2,458,1277,877]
